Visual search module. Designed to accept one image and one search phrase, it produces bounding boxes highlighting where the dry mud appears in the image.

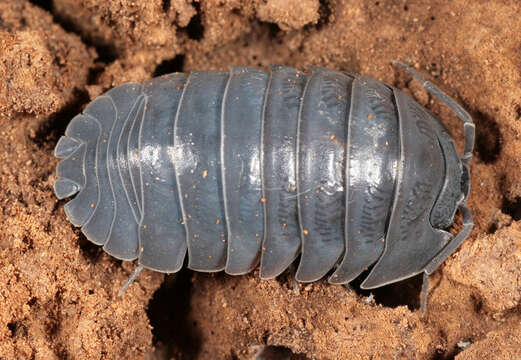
[1,1,520,359]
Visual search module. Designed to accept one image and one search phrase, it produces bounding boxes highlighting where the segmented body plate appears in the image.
[55,65,464,288]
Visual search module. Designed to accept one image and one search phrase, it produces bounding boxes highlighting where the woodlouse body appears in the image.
[54,64,474,301]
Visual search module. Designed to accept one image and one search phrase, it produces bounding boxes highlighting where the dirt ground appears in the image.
[1,0,520,359]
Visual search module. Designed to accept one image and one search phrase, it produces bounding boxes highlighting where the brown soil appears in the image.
[1,0,520,359]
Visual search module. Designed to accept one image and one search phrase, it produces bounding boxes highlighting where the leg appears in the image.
[289,263,300,295]
[425,204,473,275]
[420,272,429,317]
[118,264,144,296]
[420,204,473,316]
[392,61,475,165]
[342,283,355,293]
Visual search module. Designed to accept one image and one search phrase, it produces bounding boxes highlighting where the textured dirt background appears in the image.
[1,0,520,359]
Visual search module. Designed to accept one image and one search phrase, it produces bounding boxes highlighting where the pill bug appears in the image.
[54,62,475,312]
